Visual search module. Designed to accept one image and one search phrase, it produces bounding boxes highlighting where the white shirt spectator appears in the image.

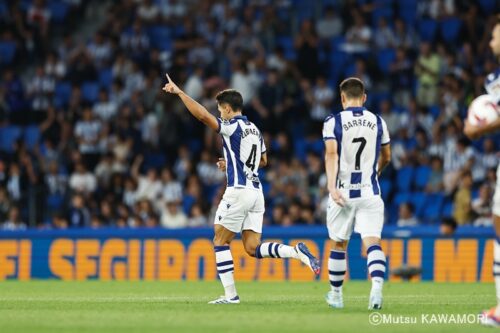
[311,85,334,121]
[74,119,102,153]
[69,171,97,194]
[135,176,162,201]
[93,100,118,122]
[161,203,188,228]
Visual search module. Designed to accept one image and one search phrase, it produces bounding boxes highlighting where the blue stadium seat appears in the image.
[394,192,411,206]
[379,178,392,201]
[144,153,166,170]
[377,48,396,74]
[54,81,72,107]
[440,18,462,44]
[81,81,99,103]
[98,68,113,87]
[421,193,444,222]
[47,194,64,211]
[277,36,296,60]
[418,19,438,42]
[0,41,16,64]
[396,166,414,192]
[409,192,427,218]
[372,7,393,23]
[479,0,497,13]
[0,125,22,152]
[49,1,69,23]
[414,165,431,190]
[442,201,454,218]
[24,125,40,150]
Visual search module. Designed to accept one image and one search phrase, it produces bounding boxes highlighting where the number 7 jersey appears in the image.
[217,115,266,190]
[322,106,390,199]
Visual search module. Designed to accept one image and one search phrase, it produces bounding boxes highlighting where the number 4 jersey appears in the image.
[217,115,266,190]
[323,106,390,199]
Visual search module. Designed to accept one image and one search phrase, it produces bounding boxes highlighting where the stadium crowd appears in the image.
[0,0,499,230]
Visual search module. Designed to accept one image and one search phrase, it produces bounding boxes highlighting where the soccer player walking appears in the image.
[163,74,320,304]
[322,78,391,310]
[464,15,500,327]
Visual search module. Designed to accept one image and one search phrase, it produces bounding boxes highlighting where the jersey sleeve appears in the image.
[216,118,232,136]
[322,116,336,141]
[381,117,390,145]
[260,135,267,154]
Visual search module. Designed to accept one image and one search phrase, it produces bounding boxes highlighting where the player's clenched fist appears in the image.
[216,158,226,172]
[162,74,182,95]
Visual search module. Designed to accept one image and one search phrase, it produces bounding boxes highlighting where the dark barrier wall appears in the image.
[0,226,494,282]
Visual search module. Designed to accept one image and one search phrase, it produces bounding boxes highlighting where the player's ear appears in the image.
[362,93,367,104]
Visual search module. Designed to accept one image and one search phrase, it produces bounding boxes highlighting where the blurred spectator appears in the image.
[2,206,27,231]
[188,203,207,227]
[316,6,343,40]
[472,184,493,227]
[68,194,90,228]
[453,171,473,225]
[397,203,419,227]
[440,217,457,236]
[414,42,440,107]
[69,163,97,195]
[341,11,371,53]
[161,199,188,228]
[425,157,444,193]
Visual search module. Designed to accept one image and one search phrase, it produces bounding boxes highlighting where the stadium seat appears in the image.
[418,19,438,42]
[0,41,16,64]
[54,81,72,107]
[421,193,445,222]
[47,194,65,211]
[440,18,462,44]
[379,178,392,201]
[377,48,396,74]
[24,125,40,151]
[277,36,296,60]
[81,81,100,103]
[98,68,113,87]
[49,1,69,23]
[414,165,431,190]
[441,201,454,218]
[0,125,22,152]
[479,0,497,13]
[396,166,414,192]
[409,192,427,218]
[143,153,167,170]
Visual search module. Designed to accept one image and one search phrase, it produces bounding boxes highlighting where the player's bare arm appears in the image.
[324,139,346,207]
[259,152,268,167]
[162,74,219,131]
[377,144,391,177]
[464,118,500,140]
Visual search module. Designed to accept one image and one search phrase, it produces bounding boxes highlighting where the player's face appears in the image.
[217,103,232,120]
[490,24,500,57]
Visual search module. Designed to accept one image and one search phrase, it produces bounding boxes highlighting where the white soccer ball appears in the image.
[467,94,500,126]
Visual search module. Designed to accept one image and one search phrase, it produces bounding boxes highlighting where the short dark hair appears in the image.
[215,89,243,112]
[339,77,365,99]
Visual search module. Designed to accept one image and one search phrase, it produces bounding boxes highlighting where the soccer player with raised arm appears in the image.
[464,15,500,327]
[162,74,320,304]
[322,78,391,310]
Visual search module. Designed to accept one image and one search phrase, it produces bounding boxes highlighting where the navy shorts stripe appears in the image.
[328,270,346,276]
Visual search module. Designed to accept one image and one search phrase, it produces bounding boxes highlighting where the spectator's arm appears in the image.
[131,155,144,180]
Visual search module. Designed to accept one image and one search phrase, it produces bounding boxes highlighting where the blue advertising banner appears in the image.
[0,226,494,282]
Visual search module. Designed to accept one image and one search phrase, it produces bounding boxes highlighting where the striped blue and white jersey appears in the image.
[217,115,266,190]
[323,106,390,199]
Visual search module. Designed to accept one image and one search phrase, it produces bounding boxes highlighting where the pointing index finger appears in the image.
[166,74,172,83]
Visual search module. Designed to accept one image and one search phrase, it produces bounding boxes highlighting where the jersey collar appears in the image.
[345,106,365,116]
[229,115,247,122]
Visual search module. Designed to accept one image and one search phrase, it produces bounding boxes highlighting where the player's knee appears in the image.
[244,242,259,257]
[332,240,348,251]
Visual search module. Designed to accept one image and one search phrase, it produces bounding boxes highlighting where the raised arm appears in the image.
[324,139,346,207]
[162,74,219,131]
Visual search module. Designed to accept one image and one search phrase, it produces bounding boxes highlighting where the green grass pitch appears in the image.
[0,281,496,333]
